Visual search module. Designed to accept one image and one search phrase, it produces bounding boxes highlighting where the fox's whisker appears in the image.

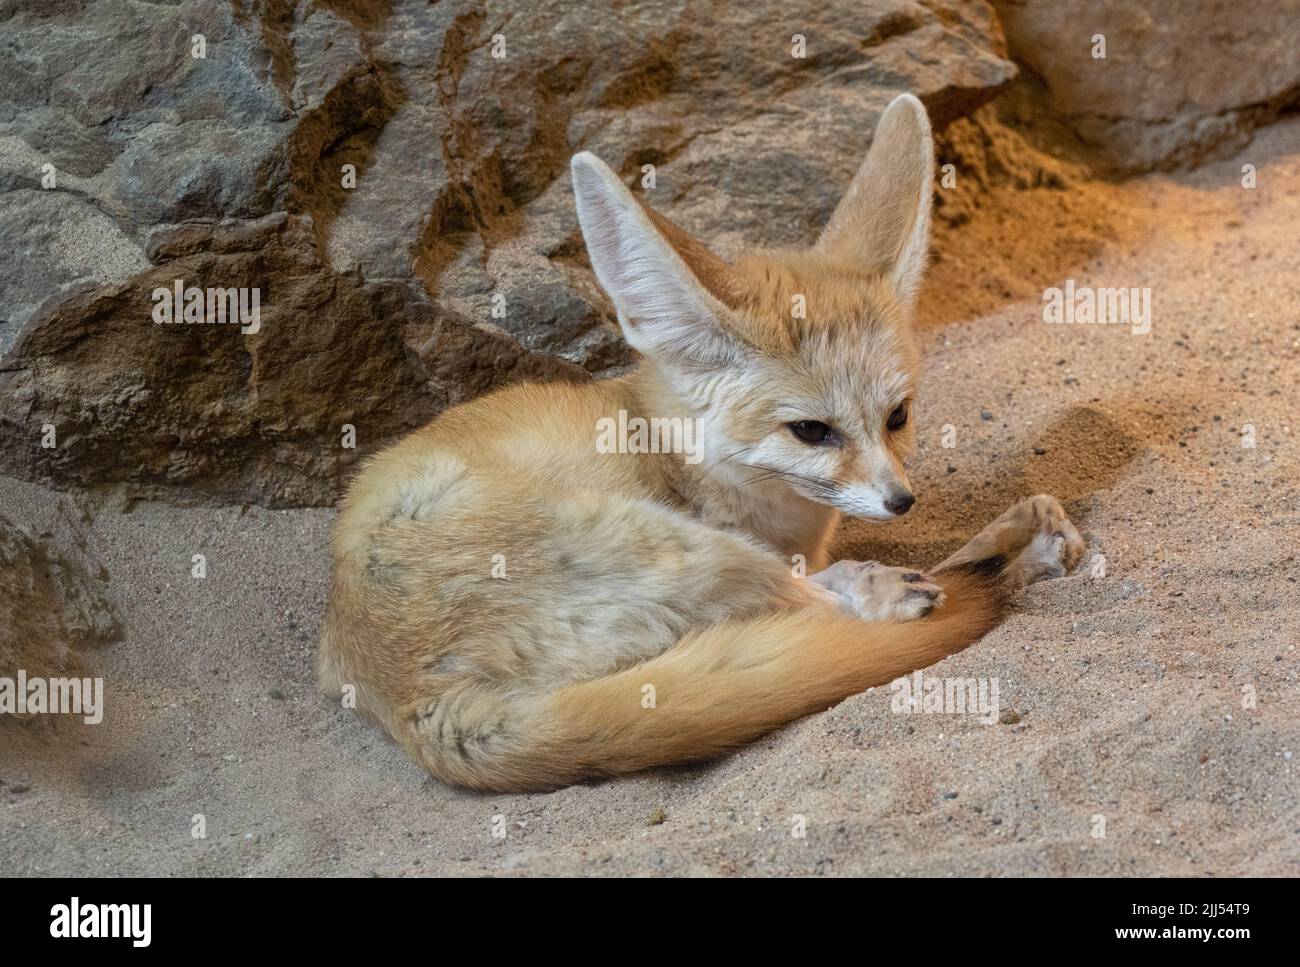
[747,464,839,494]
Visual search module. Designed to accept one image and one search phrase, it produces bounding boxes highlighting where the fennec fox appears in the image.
[319,95,1085,792]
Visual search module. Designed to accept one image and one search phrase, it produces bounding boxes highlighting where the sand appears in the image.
[2,117,1298,878]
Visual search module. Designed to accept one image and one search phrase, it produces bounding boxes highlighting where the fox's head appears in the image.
[572,94,933,521]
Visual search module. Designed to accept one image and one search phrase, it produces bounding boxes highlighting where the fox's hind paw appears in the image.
[810,560,945,622]
[938,492,1084,578]
[1004,513,1086,587]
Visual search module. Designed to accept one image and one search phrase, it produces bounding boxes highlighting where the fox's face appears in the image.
[704,254,922,519]
[573,95,934,521]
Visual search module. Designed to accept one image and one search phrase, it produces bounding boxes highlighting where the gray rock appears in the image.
[0,511,120,732]
[993,0,1300,173]
[0,0,1017,506]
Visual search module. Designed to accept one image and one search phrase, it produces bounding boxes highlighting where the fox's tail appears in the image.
[403,559,1008,792]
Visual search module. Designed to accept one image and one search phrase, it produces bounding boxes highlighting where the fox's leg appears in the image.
[936,494,1085,587]
[810,561,945,621]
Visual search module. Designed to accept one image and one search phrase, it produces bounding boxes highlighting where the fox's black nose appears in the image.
[885,492,915,516]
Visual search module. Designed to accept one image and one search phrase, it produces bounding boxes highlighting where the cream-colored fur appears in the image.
[319,95,1085,791]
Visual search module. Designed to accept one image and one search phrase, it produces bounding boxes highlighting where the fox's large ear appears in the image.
[571,152,743,364]
[815,93,934,309]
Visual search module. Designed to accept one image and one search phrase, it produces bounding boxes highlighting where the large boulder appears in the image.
[992,0,1300,173]
[0,0,1015,506]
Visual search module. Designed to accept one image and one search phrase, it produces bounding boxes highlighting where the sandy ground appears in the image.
[2,118,1299,877]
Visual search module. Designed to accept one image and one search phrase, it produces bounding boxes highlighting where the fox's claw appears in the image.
[810,560,945,622]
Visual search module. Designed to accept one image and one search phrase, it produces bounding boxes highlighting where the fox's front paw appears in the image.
[810,560,945,622]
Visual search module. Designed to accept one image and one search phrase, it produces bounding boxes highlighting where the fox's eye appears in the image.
[788,420,832,444]
[886,402,909,432]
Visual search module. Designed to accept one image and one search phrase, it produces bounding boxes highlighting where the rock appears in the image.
[0,191,149,356]
[0,512,120,729]
[0,0,1016,506]
[992,0,1300,173]
[0,213,585,505]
